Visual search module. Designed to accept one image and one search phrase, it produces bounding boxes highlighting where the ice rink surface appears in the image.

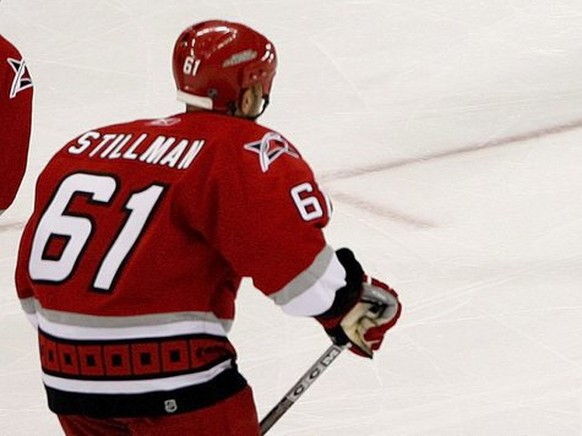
[1,0,582,434]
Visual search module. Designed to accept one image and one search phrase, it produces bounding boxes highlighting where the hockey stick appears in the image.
[259,343,347,435]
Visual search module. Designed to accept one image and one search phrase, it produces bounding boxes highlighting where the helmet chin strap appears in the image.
[226,101,237,116]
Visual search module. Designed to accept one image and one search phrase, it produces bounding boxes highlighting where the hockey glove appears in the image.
[316,249,401,358]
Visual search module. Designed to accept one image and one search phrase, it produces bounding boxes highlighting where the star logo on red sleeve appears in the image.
[7,57,33,99]
[244,132,299,173]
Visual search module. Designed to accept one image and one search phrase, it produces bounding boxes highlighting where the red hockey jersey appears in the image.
[0,34,33,212]
[15,112,346,417]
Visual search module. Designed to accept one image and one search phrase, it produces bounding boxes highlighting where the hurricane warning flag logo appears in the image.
[7,57,33,99]
[244,132,299,173]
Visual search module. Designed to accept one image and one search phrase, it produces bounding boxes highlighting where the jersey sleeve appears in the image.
[178,129,345,316]
[15,213,39,327]
[0,36,33,212]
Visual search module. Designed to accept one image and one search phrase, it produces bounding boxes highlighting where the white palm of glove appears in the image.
[340,276,401,357]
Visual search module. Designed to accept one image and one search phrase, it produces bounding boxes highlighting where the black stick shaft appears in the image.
[259,343,346,435]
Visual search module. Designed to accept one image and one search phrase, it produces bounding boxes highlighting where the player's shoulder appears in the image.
[194,112,297,149]
[89,112,286,139]
[88,115,182,132]
[0,35,22,72]
[0,34,21,58]
[180,111,276,135]
[61,112,304,173]
[201,115,308,177]
[66,115,188,144]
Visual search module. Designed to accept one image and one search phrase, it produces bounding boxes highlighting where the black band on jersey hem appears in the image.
[47,367,247,418]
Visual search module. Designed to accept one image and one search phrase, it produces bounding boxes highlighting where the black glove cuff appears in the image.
[325,325,351,346]
[316,248,364,320]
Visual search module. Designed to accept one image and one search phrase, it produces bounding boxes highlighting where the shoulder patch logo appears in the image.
[244,132,299,173]
[7,57,33,99]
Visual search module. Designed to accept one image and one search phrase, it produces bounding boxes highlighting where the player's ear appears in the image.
[236,84,264,119]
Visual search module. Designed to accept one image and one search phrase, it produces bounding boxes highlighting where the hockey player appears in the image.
[0,34,33,215]
[15,20,401,435]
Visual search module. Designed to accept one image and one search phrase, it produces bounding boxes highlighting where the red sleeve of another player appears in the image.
[181,130,333,297]
[15,218,34,299]
[0,37,33,211]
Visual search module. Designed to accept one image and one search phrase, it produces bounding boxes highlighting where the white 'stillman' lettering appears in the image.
[139,136,176,164]
[177,140,205,169]
[123,133,148,160]
[101,134,132,159]
[67,132,205,170]
[68,131,101,155]
[89,134,118,157]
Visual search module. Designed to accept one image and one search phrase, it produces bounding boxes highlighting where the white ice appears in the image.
[1,1,582,435]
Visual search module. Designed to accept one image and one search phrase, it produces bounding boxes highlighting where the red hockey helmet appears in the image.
[172,20,277,113]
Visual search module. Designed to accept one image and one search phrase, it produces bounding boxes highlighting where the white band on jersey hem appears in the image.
[176,90,213,110]
[35,311,227,340]
[42,359,233,394]
[26,313,38,329]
